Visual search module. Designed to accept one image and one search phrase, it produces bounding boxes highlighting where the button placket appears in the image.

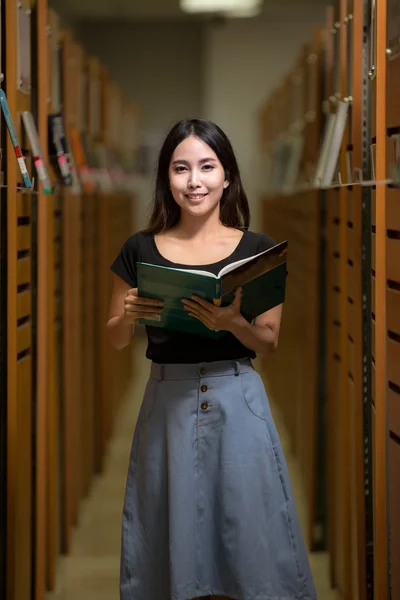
[198,370,216,426]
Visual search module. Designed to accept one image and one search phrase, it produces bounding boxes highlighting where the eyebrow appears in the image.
[172,157,217,165]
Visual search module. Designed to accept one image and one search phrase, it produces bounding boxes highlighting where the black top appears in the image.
[110,229,276,364]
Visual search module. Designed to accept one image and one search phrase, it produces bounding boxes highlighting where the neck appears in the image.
[176,207,226,240]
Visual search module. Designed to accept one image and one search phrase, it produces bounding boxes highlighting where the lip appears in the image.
[185,193,208,201]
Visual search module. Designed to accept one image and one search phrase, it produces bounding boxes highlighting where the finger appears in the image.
[126,305,163,314]
[183,298,213,315]
[187,307,215,326]
[188,312,215,331]
[134,312,162,321]
[183,304,209,320]
[190,296,214,313]
[126,296,164,307]
[233,287,242,304]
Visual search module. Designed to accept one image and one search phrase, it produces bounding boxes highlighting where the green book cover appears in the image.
[137,240,288,339]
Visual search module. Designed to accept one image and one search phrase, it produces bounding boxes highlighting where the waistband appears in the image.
[150,357,254,381]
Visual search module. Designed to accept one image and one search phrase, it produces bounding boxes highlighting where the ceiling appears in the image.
[50,0,328,22]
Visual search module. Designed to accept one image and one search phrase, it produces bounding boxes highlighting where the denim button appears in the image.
[201,402,208,410]
[201,385,208,393]
[200,367,206,376]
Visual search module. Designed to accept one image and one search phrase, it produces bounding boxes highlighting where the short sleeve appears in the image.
[256,232,277,253]
[110,234,138,288]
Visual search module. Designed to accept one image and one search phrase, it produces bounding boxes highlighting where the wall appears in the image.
[75,20,205,137]
[76,20,205,228]
[202,3,327,230]
[74,4,327,230]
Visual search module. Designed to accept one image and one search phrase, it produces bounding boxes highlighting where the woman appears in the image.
[107,118,317,600]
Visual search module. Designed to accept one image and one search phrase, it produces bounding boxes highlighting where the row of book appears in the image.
[0,89,137,195]
[264,97,399,195]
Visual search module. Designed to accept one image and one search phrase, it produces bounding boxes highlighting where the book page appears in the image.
[217,249,269,279]
[220,241,288,297]
[217,241,287,279]
[139,262,216,278]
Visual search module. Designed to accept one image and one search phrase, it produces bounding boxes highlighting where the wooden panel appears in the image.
[262,189,321,553]
[389,388,400,436]
[385,188,400,229]
[17,257,31,285]
[54,266,61,293]
[54,214,62,238]
[61,27,84,553]
[81,194,96,494]
[6,2,34,599]
[46,193,61,594]
[371,278,400,332]
[387,239,400,281]
[348,263,355,301]
[370,234,400,279]
[389,438,400,600]
[371,77,376,140]
[374,0,390,594]
[16,194,32,218]
[388,339,400,388]
[61,189,82,551]
[17,323,31,355]
[17,226,32,252]
[17,291,32,320]
[386,56,400,130]
[347,226,355,263]
[14,356,32,600]
[386,286,400,334]
[371,187,400,229]
[258,3,368,597]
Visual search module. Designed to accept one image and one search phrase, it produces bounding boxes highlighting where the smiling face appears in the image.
[168,135,229,219]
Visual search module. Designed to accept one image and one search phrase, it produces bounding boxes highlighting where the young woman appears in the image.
[107,118,317,600]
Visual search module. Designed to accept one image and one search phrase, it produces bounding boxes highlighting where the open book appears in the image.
[137,240,288,338]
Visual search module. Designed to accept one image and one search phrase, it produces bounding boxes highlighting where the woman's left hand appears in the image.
[182,287,243,332]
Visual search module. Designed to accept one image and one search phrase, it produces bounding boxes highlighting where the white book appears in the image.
[313,100,349,188]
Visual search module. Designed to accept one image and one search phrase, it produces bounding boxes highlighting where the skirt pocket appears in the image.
[239,368,270,423]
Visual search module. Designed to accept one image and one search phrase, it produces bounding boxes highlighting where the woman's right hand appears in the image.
[123,288,164,324]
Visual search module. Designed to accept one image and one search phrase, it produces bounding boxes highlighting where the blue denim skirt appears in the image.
[120,358,317,600]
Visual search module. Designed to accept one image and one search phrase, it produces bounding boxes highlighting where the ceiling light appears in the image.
[180,0,263,17]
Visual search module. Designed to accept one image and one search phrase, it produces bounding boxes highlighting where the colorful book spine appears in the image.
[48,113,72,186]
[21,111,52,194]
[0,89,32,189]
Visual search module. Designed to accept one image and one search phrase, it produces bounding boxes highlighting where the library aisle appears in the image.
[46,335,339,600]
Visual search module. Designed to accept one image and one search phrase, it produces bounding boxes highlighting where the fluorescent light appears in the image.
[180,0,263,16]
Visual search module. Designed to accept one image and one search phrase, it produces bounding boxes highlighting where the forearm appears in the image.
[229,314,278,356]
[106,313,134,350]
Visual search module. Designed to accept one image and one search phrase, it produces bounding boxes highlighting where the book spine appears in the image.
[0,90,32,189]
[213,279,222,306]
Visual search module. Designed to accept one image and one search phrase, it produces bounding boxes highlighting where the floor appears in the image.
[47,337,339,600]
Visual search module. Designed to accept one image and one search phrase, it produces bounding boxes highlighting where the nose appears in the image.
[188,170,201,188]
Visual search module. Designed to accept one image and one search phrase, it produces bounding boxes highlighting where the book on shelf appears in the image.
[0,89,32,189]
[313,100,349,188]
[137,240,288,339]
[21,111,52,193]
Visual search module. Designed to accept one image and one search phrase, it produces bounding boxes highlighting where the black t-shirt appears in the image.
[110,229,276,364]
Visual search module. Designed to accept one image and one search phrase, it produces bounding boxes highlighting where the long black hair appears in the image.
[144,118,250,232]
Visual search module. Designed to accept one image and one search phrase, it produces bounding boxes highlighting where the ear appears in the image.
[223,180,230,189]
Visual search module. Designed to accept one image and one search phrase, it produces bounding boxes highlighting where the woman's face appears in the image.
[168,135,229,218]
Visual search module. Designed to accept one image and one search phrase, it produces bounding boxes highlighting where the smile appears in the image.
[186,193,208,199]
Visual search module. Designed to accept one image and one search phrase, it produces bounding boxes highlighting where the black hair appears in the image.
[144,118,250,232]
